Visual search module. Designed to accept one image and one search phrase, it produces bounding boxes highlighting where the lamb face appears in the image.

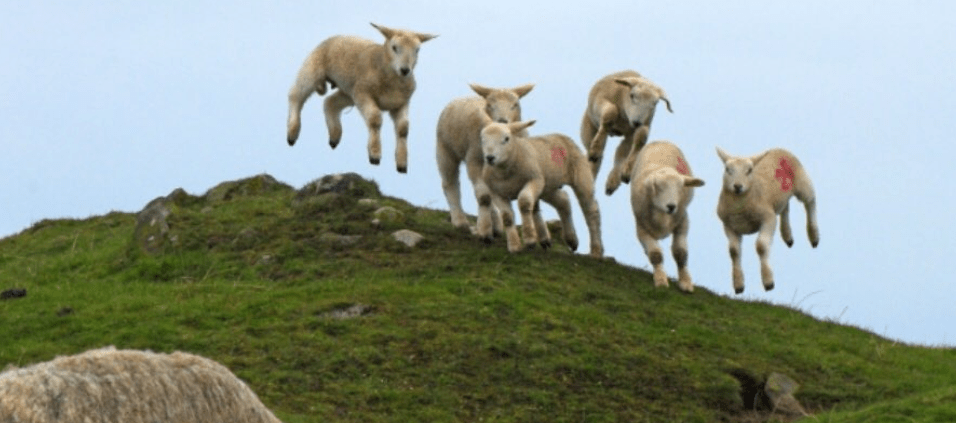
[373,23,436,77]
[480,123,515,167]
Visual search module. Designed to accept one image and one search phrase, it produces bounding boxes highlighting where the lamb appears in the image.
[0,346,281,423]
[630,141,705,292]
[436,83,535,233]
[286,23,437,173]
[580,70,672,196]
[479,120,603,258]
[716,147,820,294]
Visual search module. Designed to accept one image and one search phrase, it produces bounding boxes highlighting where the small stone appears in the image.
[765,372,809,417]
[358,198,379,207]
[374,206,404,224]
[320,233,363,246]
[392,229,424,247]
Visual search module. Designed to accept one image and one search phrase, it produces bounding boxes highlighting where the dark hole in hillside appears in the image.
[0,288,26,300]
[728,368,773,411]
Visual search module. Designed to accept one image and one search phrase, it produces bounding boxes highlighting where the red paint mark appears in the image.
[675,156,689,175]
[550,147,567,164]
[775,158,795,192]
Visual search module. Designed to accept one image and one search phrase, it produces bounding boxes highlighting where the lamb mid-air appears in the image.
[286,23,437,173]
[630,141,705,292]
[479,120,604,258]
[581,70,672,196]
[716,147,820,294]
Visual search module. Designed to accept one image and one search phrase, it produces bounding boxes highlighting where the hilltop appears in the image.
[1,173,953,422]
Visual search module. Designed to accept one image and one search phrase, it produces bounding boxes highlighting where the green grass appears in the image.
[1,173,953,422]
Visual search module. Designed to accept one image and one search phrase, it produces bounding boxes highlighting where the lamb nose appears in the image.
[486,155,495,165]
[667,204,676,214]
[400,67,410,76]
[733,184,743,193]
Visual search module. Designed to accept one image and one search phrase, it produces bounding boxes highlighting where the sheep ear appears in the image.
[416,32,438,43]
[684,177,705,187]
[716,147,733,164]
[370,23,397,39]
[510,120,535,134]
[512,83,535,98]
[614,78,636,88]
[656,88,674,113]
[751,151,770,165]
[470,83,493,98]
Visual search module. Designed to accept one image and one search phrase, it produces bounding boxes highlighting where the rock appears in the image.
[133,195,175,255]
[374,206,405,224]
[358,198,379,207]
[1,288,26,300]
[392,229,424,247]
[322,304,373,320]
[204,174,292,203]
[766,372,809,417]
[320,232,363,247]
[297,173,381,199]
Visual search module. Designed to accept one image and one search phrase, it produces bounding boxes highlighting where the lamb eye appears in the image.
[503,136,510,143]
[725,167,731,175]
[392,45,399,53]
[747,167,753,175]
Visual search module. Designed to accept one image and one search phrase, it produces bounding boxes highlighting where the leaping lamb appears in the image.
[287,23,437,173]
[630,141,705,292]
[580,70,672,196]
[716,147,820,294]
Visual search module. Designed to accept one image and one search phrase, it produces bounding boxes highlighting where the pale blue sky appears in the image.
[2,2,954,346]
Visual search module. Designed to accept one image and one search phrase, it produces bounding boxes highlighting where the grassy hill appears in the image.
[1,173,953,422]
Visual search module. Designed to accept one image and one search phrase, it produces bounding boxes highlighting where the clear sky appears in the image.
[2,2,954,347]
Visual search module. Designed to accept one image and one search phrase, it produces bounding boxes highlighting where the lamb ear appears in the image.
[614,78,636,88]
[656,87,673,113]
[684,177,705,187]
[416,32,438,43]
[512,83,535,98]
[510,120,535,134]
[370,23,396,39]
[751,151,770,165]
[716,147,733,164]
[469,83,493,98]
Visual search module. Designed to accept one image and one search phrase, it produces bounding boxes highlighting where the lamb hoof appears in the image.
[620,174,630,184]
[734,286,744,295]
[329,139,340,149]
[811,239,819,248]
[588,155,600,163]
[785,239,794,248]
[397,165,407,174]
[605,187,616,196]
[287,137,297,146]
[369,157,381,165]
[481,236,493,245]
[567,240,579,252]
[539,239,552,250]
[764,282,775,292]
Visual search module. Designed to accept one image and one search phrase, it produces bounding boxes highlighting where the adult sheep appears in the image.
[630,141,705,292]
[479,120,603,258]
[716,147,820,294]
[436,83,535,233]
[0,346,281,423]
[287,23,437,173]
[580,70,672,196]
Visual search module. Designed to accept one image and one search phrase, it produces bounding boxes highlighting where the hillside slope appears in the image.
[1,173,953,422]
